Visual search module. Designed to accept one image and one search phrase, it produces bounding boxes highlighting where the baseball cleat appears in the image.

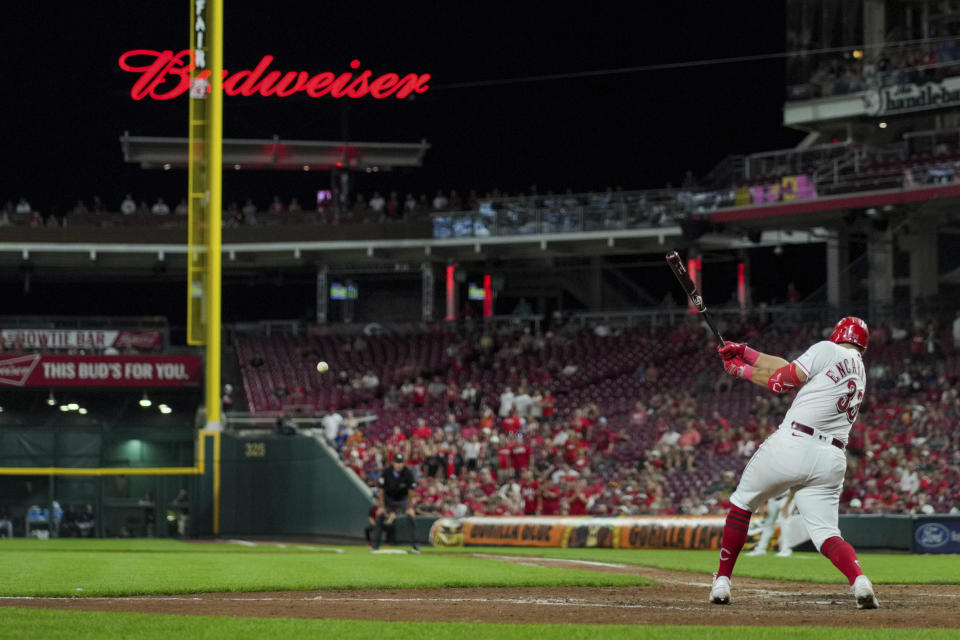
[709,574,731,605]
[852,575,879,609]
[744,548,767,557]
[411,544,421,554]
[775,548,793,557]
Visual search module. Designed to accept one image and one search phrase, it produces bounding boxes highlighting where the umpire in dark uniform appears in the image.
[371,453,420,553]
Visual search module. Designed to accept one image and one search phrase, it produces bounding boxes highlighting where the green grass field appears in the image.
[1,609,956,640]
[0,539,649,597]
[1,539,958,639]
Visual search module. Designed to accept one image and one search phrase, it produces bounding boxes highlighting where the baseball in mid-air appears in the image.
[316,361,329,373]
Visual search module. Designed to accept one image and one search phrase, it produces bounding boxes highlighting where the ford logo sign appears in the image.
[915,522,950,549]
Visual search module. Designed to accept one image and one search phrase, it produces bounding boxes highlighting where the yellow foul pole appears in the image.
[205,0,223,432]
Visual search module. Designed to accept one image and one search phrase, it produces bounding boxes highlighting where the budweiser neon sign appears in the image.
[118,50,431,101]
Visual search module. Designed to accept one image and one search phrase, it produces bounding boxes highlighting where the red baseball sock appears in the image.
[716,505,751,579]
[820,536,864,585]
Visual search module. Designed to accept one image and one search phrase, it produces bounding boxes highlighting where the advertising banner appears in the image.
[0,354,202,388]
[913,519,960,554]
[864,78,960,117]
[440,515,728,549]
[1,329,163,351]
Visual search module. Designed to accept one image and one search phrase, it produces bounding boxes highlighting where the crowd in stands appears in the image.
[1,185,657,230]
[235,313,960,521]
[788,39,960,100]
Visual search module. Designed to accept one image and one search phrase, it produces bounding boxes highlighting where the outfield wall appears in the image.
[211,433,374,538]
[422,514,960,551]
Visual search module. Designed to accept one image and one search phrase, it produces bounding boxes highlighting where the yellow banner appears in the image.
[433,515,728,550]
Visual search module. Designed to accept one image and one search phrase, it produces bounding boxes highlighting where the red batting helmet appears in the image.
[829,317,869,350]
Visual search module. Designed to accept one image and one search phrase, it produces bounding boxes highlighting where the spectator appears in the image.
[368,192,386,217]
[242,198,257,224]
[403,193,417,216]
[15,197,31,214]
[432,189,449,211]
[151,197,170,215]
[361,371,380,389]
[0,505,12,538]
[77,503,95,537]
[288,197,303,213]
[174,198,188,216]
[269,195,285,213]
[120,193,137,215]
[221,383,234,412]
[321,407,344,445]
[498,386,515,418]
[386,192,400,219]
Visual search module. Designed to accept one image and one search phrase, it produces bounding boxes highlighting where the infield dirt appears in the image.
[2,557,959,628]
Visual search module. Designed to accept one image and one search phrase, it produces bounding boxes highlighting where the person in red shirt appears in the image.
[502,410,523,435]
[412,377,427,406]
[540,477,561,515]
[712,429,735,457]
[629,401,648,427]
[567,478,590,515]
[564,432,586,465]
[445,382,460,410]
[478,467,498,496]
[541,392,555,422]
[411,418,432,440]
[386,426,407,457]
[569,409,590,438]
[510,436,532,475]
[496,436,514,482]
[518,468,540,515]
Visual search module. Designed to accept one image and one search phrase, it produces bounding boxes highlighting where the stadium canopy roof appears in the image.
[119,132,430,171]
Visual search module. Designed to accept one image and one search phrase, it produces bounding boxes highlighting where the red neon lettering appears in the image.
[369,73,399,98]
[118,50,430,100]
[305,72,335,97]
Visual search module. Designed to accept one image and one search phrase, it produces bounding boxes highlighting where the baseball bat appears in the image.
[665,250,725,345]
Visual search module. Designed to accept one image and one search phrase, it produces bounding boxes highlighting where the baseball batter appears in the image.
[709,317,879,609]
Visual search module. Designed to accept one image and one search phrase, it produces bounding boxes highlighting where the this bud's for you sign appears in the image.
[0,355,202,387]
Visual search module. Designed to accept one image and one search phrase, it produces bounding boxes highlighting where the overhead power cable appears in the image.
[436,35,960,90]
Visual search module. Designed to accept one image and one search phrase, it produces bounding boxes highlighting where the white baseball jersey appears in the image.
[782,341,866,443]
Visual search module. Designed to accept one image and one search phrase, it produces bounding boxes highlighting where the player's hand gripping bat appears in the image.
[665,250,725,346]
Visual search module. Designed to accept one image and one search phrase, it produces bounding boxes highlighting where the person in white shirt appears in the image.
[512,387,532,417]
[15,197,31,214]
[498,386,515,418]
[710,317,878,610]
[529,390,543,419]
[321,409,344,444]
[151,198,170,215]
[120,194,137,215]
[361,372,380,389]
[432,189,449,210]
[368,192,386,215]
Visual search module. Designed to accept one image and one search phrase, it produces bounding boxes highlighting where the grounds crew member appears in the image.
[371,453,420,553]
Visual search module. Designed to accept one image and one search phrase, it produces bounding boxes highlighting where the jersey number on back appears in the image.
[836,380,864,423]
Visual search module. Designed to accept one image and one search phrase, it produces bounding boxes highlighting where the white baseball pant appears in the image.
[730,426,846,550]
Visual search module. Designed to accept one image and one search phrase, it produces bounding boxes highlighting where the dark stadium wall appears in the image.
[213,433,373,538]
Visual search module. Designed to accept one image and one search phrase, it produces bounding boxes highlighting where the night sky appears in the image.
[5,1,803,214]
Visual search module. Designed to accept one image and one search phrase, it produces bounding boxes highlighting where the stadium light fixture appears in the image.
[59,405,70,412]
[878,122,888,129]
[139,392,152,408]
[47,391,56,406]
[0,405,4,413]
[159,404,173,415]
[78,408,88,415]
[67,403,79,411]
